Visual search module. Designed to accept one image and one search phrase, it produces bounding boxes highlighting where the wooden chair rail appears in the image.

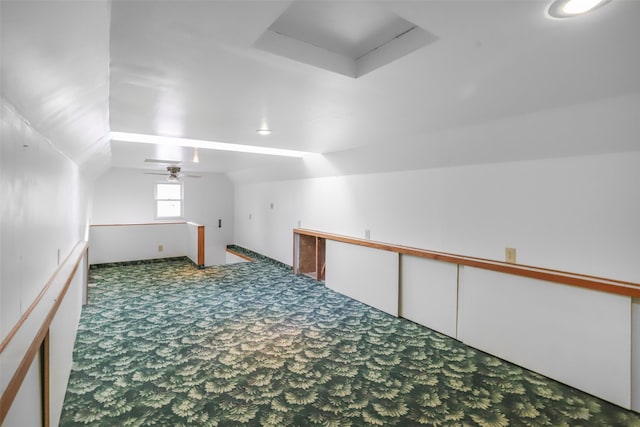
[293,228,640,298]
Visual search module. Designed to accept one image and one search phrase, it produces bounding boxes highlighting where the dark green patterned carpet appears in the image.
[61,254,640,426]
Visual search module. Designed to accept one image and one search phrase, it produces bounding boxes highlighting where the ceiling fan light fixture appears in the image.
[547,0,609,18]
[165,166,181,182]
[256,129,272,136]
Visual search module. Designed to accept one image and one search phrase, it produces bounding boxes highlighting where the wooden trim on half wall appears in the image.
[226,248,254,262]
[293,228,640,298]
[197,225,205,266]
[41,330,50,427]
[90,221,187,227]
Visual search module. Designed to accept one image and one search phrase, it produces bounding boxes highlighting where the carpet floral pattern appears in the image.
[61,256,640,426]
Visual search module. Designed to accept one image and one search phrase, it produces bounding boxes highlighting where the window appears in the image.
[155,183,183,218]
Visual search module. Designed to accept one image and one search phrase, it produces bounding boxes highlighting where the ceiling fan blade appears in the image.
[185,174,202,178]
[144,158,180,165]
[143,172,167,176]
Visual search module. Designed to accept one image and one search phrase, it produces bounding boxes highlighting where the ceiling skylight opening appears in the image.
[254,1,438,78]
[547,0,610,19]
[110,131,313,158]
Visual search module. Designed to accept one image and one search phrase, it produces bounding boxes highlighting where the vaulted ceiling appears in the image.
[2,1,639,183]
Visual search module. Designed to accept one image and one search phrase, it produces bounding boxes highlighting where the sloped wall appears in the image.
[0,100,82,344]
[234,151,640,284]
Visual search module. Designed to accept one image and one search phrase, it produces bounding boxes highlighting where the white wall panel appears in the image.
[458,266,631,409]
[1,354,42,427]
[325,240,399,316]
[49,269,85,427]
[186,223,199,265]
[400,255,458,338]
[89,224,187,264]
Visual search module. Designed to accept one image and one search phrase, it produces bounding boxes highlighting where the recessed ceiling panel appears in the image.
[255,1,437,78]
[269,2,415,59]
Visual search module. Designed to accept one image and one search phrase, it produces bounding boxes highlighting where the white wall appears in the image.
[400,256,458,338]
[2,355,42,427]
[325,240,399,316]
[234,151,640,283]
[1,99,82,343]
[91,168,234,266]
[186,222,199,264]
[89,224,187,265]
[1,99,87,426]
[457,266,631,408]
[49,263,86,427]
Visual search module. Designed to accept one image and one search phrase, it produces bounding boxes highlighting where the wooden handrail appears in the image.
[293,228,640,298]
[0,242,88,424]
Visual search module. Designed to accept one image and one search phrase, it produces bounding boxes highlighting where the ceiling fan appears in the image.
[144,166,201,181]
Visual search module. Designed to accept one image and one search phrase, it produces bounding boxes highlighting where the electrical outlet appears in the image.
[505,247,516,264]
[158,244,164,252]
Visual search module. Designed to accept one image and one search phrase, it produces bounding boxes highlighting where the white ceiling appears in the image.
[2,0,639,183]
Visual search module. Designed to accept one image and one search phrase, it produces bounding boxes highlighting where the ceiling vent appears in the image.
[254,2,437,78]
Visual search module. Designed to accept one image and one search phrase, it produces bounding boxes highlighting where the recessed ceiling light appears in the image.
[110,131,311,158]
[256,129,272,136]
[547,0,610,18]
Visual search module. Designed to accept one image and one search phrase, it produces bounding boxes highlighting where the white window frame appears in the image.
[155,182,183,219]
